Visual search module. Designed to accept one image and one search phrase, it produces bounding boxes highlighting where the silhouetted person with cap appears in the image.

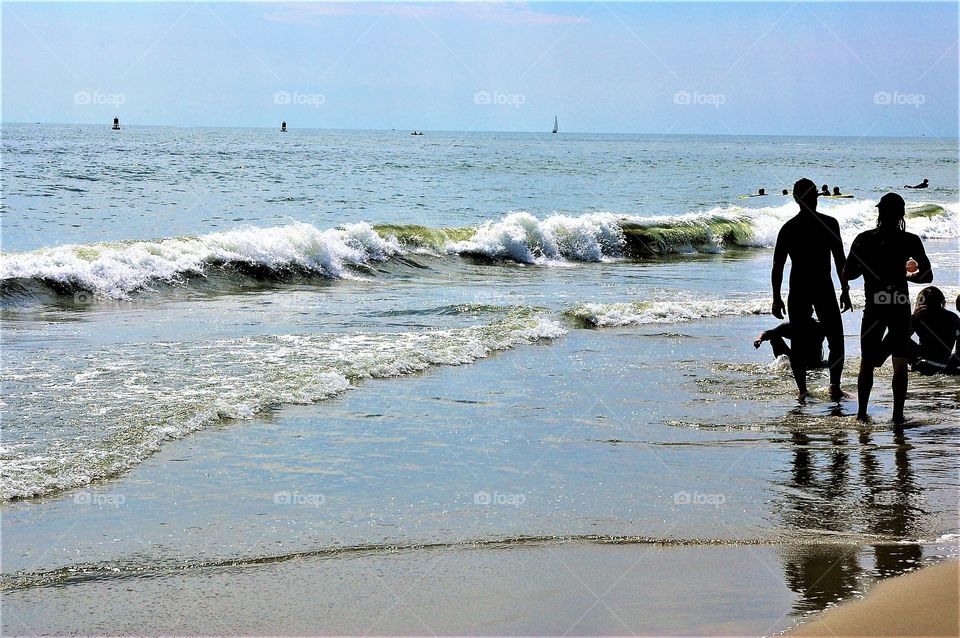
[904,179,928,189]
[772,177,850,401]
[842,192,933,424]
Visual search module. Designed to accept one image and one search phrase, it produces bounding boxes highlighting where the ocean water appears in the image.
[2,125,959,629]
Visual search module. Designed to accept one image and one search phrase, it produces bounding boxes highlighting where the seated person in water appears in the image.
[905,179,929,189]
[754,311,827,370]
[832,187,843,196]
[909,286,960,375]
[757,188,766,196]
[781,189,789,196]
[820,184,830,196]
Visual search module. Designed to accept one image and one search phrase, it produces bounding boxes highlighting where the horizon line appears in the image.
[2,121,953,140]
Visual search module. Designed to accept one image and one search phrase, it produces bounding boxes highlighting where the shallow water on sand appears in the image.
[2,127,958,633]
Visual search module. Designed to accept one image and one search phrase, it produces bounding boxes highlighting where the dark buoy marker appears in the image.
[112,116,120,131]
[281,121,287,132]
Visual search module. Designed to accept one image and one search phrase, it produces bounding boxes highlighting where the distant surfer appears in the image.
[832,187,843,196]
[757,188,766,196]
[782,189,789,196]
[754,310,827,370]
[842,192,933,424]
[820,184,830,196]
[771,177,850,401]
[904,178,929,189]
[909,286,960,375]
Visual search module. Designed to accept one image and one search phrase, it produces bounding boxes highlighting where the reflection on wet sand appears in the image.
[777,426,925,616]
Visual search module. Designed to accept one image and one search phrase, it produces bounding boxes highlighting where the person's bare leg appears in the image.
[790,354,808,401]
[857,359,874,421]
[891,356,908,425]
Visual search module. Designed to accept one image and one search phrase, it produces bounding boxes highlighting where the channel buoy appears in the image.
[112,117,120,131]
[281,121,287,132]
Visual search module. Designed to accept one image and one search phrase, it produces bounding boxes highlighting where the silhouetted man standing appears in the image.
[843,193,932,424]
[772,177,851,400]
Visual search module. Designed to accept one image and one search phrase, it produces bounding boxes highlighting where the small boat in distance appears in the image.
[411,131,424,136]
[112,117,120,131]
[281,121,287,132]
[552,116,558,134]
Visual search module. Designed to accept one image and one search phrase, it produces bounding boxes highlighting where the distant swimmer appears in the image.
[820,184,830,196]
[909,286,960,375]
[757,188,766,196]
[771,177,850,401]
[782,189,789,196]
[832,187,842,196]
[842,192,933,424]
[754,310,827,370]
[904,178,929,189]
[738,188,768,199]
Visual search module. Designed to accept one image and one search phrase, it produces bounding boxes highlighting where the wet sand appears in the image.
[789,560,959,637]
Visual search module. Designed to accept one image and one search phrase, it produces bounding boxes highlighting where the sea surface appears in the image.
[2,125,959,631]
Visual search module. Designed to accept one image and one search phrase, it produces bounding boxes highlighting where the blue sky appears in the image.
[3,2,957,136]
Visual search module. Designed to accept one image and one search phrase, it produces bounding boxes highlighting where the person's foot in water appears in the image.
[829,384,846,401]
[856,410,871,423]
[892,412,907,426]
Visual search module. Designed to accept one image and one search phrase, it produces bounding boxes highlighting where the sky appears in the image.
[2,1,958,136]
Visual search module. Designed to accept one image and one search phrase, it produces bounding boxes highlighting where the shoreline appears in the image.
[787,559,959,636]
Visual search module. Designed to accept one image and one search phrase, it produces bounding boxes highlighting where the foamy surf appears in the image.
[1,311,566,500]
[1,200,955,299]
[566,297,770,327]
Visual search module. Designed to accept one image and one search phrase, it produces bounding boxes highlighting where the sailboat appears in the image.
[552,116,558,134]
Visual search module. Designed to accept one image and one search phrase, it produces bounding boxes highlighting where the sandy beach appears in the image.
[789,560,959,637]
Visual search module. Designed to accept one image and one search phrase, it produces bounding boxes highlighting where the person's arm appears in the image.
[907,235,933,284]
[829,218,852,312]
[842,235,863,282]
[771,228,787,319]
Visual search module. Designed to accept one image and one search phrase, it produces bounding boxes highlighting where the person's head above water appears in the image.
[793,178,819,212]
[832,187,841,195]
[782,189,789,195]
[915,286,946,312]
[758,188,765,195]
[876,192,906,232]
[820,184,829,193]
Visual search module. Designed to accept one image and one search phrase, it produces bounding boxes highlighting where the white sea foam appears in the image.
[1,311,565,500]
[0,221,403,298]
[445,211,626,263]
[568,297,770,327]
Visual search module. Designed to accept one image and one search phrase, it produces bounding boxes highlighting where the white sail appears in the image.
[552,116,558,134]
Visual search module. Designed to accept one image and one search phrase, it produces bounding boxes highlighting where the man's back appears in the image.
[774,212,843,293]
[846,228,928,305]
[913,307,960,362]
